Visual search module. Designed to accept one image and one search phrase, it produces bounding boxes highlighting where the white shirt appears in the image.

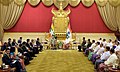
[94,45,100,53]
[100,51,111,60]
[106,42,113,49]
[96,47,105,56]
[89,43,96,49]
[115,45,120,52]
[64,38,70,44]
[104,53,118,66]
[102,41,107,47]
[98,40,102,44]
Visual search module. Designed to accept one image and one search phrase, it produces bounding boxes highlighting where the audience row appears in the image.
[0,37,43,72]
[79,37,120,72]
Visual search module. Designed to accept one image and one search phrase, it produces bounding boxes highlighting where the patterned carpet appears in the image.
[26,50,94,72]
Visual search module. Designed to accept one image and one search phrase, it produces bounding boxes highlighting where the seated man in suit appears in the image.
[22,39,35,57]
[81,37,86,52]
[11,39,18,53]
[2,48,11,65]
[8,38,12,47]
[18,44,31,65]
[26,39,36,57]
[1,42,8,51]
[36,38,43,51]
[2,48,23,72]
[30,39,39,54]
[12,39,18,47]
[18,37,22,45]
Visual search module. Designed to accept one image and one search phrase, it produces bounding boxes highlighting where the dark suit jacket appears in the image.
[18,48,24,55]
[87,42,92,48]
[2,53,11,65]
[12,42,18,46]
[1,45,7,51]
[26,43,32,50]
[81,40,86,46]
[36,41,41,46]
[18,39,22,44]
[22,46,28,52]
[8,42,12,47]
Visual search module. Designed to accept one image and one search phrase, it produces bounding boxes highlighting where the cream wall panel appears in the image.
[74,33,116,43]
[3,32,116,43]
[3,32,47,42]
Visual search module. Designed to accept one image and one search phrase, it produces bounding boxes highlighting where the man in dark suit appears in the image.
[1,42,8,51]
[2,48,22,72]
[8,38,12,47]
[30,39,39,54]
[26,39,36,57]
[2,48,11,65]
[18,44,30,65]
[12,39,18,47]
[18,37,22,44]
[11,39,18,53]
[81,37,86,52]
[36,38,43,52]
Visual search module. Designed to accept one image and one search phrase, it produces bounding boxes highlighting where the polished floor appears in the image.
[26,50,94,72]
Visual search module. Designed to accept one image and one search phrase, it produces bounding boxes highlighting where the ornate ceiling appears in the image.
[0,0,120,8]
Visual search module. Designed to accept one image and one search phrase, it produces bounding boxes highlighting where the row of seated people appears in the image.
[0,37,43,72]
[79,37,120,72]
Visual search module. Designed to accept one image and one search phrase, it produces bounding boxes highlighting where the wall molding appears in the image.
[3,32,116,43]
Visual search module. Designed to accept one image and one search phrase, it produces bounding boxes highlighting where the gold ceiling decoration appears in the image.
[28,0,41,6]
[53,0,69,9]
[0,0,14,5]
[82,0,94,7]
[69,0,81,7]
[95,0,108,7]
[1,0,120,9]
[109,0,120,7]
[14,0,26,6]
[42,0,53,6]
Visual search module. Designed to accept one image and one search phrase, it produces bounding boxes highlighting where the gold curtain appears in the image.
[0,25,4,41]
[0,1,25,41]
[116,6,120,32]
[0,3,3,41]
[97,3,118,31]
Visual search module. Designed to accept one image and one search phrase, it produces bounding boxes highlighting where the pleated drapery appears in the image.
[116,6,120,32]
[97,0,120,32]
[97,3,118,31]
[0,0,25,41]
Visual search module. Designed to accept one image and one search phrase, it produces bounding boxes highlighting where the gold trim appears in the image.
[42,0,53,6]
[82,0,94,7]
[14,0,26,6]
[53,0,69,9]
[69,0,81,7]
[28,0,41,6]
[0,0,14,5]
[95,0,108,7]
[109,0,120,7]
